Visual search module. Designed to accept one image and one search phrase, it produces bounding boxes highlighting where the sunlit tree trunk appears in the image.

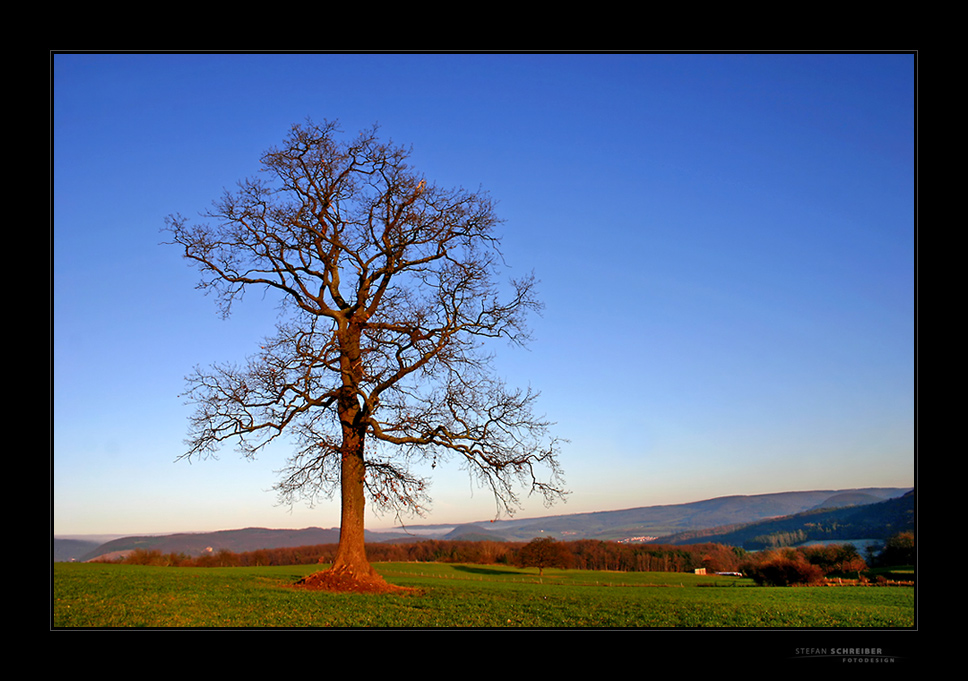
[331,424,376,577]
[328,325,386,583]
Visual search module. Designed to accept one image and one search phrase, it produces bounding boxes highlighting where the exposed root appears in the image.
[293,566,417,594]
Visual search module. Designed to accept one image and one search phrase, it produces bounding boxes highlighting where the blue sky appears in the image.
[53,53,915,536]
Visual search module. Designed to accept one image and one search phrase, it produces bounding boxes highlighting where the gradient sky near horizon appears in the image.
[53,53,915,537]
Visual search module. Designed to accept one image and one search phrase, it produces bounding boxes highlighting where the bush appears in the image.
[878,532,914,566]
[800,543,867,577]
[741,549,824,586]
[122,549,190,567]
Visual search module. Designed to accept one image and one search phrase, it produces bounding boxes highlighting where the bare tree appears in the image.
[164,120,566,590]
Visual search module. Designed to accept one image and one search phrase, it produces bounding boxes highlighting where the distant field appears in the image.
[52,562,914,628]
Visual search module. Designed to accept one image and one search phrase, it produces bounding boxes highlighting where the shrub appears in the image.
[741,549,824,586]
[122,549,190,567]
[878,532,914,566]
[800,543,867,577]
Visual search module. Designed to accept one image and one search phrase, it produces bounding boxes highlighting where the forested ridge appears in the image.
[658,490,914,549]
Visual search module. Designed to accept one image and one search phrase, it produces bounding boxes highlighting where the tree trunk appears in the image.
[321,326,389,588]
[330,424,381,581]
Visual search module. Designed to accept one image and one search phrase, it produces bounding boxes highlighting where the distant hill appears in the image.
[412,487,912,542]
[808,490,888,510]
[54,487,912,561]
[70,527,404,563]
[53,538,103,563]
[442,524,511,542]
[657,490,915,549]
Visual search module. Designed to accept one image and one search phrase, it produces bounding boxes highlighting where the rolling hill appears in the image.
[67,527,367,562]
[54,486,912,562]
[422,487,911,542]
[656,489,915,549]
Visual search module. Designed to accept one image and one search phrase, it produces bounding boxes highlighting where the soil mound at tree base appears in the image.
[293,569,418,595]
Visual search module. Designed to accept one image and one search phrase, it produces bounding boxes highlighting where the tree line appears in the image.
[116,538,747,572]
[114,533,913,584]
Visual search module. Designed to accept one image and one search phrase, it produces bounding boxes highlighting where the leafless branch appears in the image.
[164,119,567,526]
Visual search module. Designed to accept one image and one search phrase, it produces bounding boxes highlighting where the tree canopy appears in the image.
[515,537,573,576]
[164,120,566,589]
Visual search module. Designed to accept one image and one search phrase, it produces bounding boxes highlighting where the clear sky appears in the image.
[53,52,915,537]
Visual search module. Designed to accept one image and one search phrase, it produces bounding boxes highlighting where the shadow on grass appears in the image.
[451,565,524,577]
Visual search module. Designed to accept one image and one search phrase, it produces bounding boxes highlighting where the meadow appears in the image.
[52,561,914,628]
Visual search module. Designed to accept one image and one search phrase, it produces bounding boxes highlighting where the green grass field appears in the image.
[52,562,914,628]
